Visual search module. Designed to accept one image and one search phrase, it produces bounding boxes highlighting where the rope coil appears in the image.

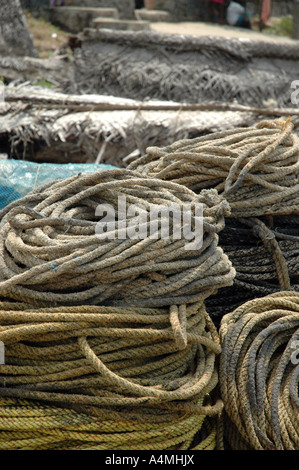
[0,300,222,450]
[0,119,297,450]
[219,291,299,450]
[205,215,299,324]
[129,119,299,218]
[0,168,235,308]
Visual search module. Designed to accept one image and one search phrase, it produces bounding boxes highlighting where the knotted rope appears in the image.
[129,119,299,218]
[0,301,222,450]
[0,168,235,308]
[219,291,299,450]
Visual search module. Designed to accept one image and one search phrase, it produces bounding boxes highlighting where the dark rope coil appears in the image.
[219,291,299,450]
[205,215,299,325]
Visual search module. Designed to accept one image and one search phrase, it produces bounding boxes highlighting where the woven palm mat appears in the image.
[70,29,299,107]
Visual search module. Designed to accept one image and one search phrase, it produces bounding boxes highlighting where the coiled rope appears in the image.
[205,215,299,324]
[219,291,299,450]
[128,118,299,322]
[0,300,222,450]
[0,397,218,450]
[0,168,235,307]
[129,119,299,218]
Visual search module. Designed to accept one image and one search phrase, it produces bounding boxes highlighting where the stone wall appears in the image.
[154,0,203,20]
[0,0,37,57]
[21,0,135,19]
[20,0,49,13]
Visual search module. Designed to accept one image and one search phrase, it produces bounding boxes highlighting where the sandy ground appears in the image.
[150,20,296,43]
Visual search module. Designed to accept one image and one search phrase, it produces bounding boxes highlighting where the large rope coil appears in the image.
[0,120,297,451]
[0,301,222,450]
[0,397,218,450]
[129,119,299,218]
[219,291,299,450]
[0,168,235,308]
[205,215,299,323]
[128,119,299,322]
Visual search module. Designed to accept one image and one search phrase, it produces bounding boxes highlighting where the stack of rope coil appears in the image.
[0,168,235,308]
[129,119,299,218]
[0,119,297,450]
[219,291,299,450]
[0,300,223,450]
[0,168,234,450]
[130,118,299,324]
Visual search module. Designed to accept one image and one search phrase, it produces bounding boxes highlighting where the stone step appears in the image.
[46,6,119,33]
[134,8,172,22]
[63,0,114,7]
[93,17,150,32]
[62,1,135,19]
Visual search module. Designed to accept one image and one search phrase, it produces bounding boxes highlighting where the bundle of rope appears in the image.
[0,168,235,307]
[0,300,223,450]
[205,215,299,324]
[219,291,299,450]
[128,118,299,218]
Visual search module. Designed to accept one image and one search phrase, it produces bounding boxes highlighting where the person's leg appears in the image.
[218,3,224,24]
[209,1,218,22]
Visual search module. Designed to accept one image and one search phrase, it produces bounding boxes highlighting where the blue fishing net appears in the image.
[0,159,116,210]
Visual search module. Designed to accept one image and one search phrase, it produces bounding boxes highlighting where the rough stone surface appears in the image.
[63,0,135,19]
[134,8,173,22]
[93,18,150,31]
[0,0,37,57]
[154,0,209,21]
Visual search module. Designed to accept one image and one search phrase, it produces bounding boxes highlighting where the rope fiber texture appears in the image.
[0,300,222,450]
[129,119,299,218]
[0,168,235,308]
[219,291,299,450]
[205,215,299,324]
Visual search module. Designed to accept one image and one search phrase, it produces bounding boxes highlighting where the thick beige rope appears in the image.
[129,119,299,218]
[0,300,222,450]
[0,168,235,307]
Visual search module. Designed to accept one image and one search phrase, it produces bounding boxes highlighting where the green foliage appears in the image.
[32,78,53,88]
[265,16,293,37]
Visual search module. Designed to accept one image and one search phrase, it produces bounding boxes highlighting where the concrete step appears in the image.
[62,1,135,19]
[134,8,172,22]
[93,17,150,32]
[63,0,114,7]
[46,6,119,33]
